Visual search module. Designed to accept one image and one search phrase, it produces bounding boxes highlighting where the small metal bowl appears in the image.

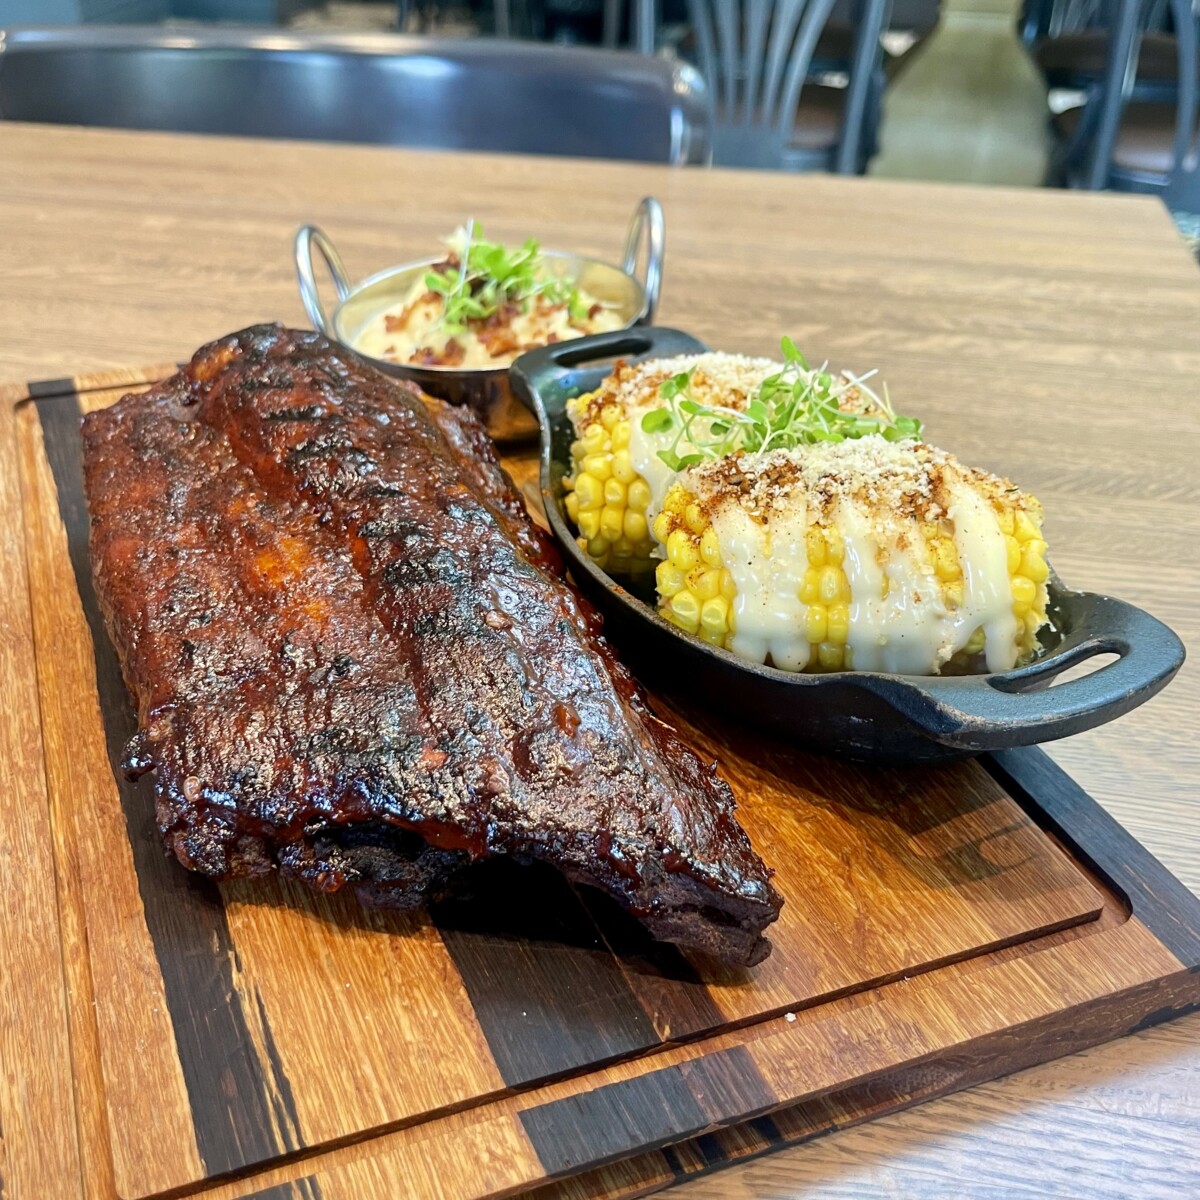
[294,198,664,441]
[510,326,1186,764]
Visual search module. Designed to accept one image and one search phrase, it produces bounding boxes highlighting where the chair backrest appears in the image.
[0,26,711,165]
[1083,0,1199,207]
[684,0,890,170]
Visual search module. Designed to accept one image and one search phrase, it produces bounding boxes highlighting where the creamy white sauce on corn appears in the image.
[684,437,1028,675]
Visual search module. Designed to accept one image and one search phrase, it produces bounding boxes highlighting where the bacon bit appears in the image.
[587,303,602,319]
[384,312,408,333]
[553,702,582,736]
[419,745,449,771]
[440,338,465,366]
[547,333,560,344]
[409,347,443,366]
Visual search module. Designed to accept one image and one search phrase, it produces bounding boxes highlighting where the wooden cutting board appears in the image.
[4,368,1199,1200]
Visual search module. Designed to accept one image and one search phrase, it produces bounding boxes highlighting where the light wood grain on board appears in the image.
[0,385,82,1199]
[2,124,1199,1200]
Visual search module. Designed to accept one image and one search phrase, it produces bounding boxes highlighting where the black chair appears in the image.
[684,0,893,171]
[0,25,710,165]
[1054,0,1198,208]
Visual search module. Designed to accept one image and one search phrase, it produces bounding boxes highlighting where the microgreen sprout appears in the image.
[425,221,590,335]
[640,337,923,471]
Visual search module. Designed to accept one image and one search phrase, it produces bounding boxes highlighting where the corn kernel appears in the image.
[804,604,827,644]
[627,480,651,512]
[944,580,964,609]
[699,629,725,646]
[581,424,607,453]
[603,477,626,506]
[656,560,687,597]
[1011,575,1037,612]
[611,536,634,558]
[720,569,737,600]
[667,529,700,571]
[825,527,845,565]
[611,448,637,484]
[610,421,631,451]
[1006,535,1022,576]
[965,626,986,654]
[564,492,579,522]
[684,503,707,535]
[581,453,612,482]
[805,527,827,567]
[700,596,730,637]
[569,438,586,462]
[800,567,820,605]
[826,602,849,643]
[600,505,624,542]
[623,511,648,543]
[818,642,843,670]
[652,511,672,543]
[574,474,603,512]
[933,538,961,581]
[1014,509,1040,543]
[577,509,601,540]
[664,487,687,515]
[700,526,723,567]
[1021,540,1049,584]
[819,564,848,605]
[668,590,701,632]
[599,404,619,431]
[995,508,1015,536]
[690,568,721,602]
[1024,610,1044,638]
[587,536,610,558]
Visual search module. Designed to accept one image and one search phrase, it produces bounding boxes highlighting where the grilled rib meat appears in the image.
[82,325,781,965]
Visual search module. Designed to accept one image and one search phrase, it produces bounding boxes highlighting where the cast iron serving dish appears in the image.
[294,198,664,441]
[510,327,1185,763]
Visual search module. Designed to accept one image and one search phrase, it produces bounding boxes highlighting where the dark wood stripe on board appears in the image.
[518,1045,776,1176]
[37,394,298,1177]
[989,748,1200,966]
[430,859,661,1086]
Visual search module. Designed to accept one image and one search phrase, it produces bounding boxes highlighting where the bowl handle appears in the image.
[622,198,665,324]
[879,590,1185,752]
[294,225,352,338]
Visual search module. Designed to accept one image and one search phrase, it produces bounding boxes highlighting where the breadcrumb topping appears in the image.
[683,436,1032,527]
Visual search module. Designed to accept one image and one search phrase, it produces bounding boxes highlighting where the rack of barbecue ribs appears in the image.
[82,325,781,966]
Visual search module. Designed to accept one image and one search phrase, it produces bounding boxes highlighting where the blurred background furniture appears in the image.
[0,25,710,162]
[677,0,893,171]
[1044,0,1198,209]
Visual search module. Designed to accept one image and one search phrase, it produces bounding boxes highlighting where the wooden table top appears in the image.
[2,122,1198,1200]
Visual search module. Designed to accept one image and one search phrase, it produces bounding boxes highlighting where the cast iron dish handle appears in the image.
[295,225,351,338]
[878,589,1185,752]
[623,198,665,325]
[511,325,704,418]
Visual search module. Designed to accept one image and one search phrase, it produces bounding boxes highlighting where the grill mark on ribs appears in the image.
[82,325,781,965]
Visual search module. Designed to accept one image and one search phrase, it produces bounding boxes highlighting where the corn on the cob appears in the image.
[652,439,1049,675]
[564,354,782,574]
[563,348,1051,675]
